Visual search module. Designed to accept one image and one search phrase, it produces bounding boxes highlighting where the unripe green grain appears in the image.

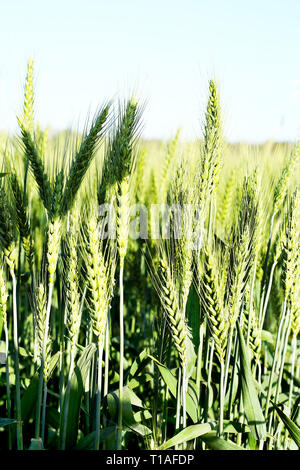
[47,218,62,285]
[10,173,34,267]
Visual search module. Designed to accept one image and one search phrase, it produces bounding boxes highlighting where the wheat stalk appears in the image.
[83,208,116,450]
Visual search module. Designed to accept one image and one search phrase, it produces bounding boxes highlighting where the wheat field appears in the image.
[0,59,299,451]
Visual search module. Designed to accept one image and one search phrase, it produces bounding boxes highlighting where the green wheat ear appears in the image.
[10,173,34,268]
[101,98,143,266]
[199,78,223,200]
[60,104,110,216]
[0,186,18,273]
[242,284,261,365]
[273,143,300,215]
[167,162,194,314]
[217,168,236,230]
[147,169,158,206]
[135,148,146,204]
[34,283,47,364]
[282,190,300,303]
[19,126,52,212]
[226,176,257,329]
[17,57,34,135]
[102,98,142,188]
[291,289,300,338]
[83,209,116,344]
[47,218,62,286]
[160,128,181,203]
[158,256,189,368]
[36,124,49,157]
[201,245,228,362]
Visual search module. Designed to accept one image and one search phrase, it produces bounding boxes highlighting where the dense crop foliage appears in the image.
[0,60,299,450]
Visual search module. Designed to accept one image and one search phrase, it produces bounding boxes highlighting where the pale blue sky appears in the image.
[0,0,300,142]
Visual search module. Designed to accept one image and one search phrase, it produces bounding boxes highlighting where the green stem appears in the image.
[84,319,93,434]
[58,303,68,415]
[274,312,292,447]
[4,323,12,449]
[35,282,53,440]
[35,364,43,438]
[161,339,172,444]
[284,334,297,449]
[11,270,23,450]
[162,386,169,443]
[247,262,256,345]
[228,333,239,421]
[117,263,124,449]
[102,311,110,449]
[265,299,287,423]
[259,261,277,330]
[94,341,104,450]
[287,334,297,414]
[60,346,75,450]
[182,365,187,429]
[104,310,110,400]
[219,360,225,437]
[175,366,182,450]
[41,381,48,444]
[223,329,233,396]
[196,322,204,404]
[204,340,214,423]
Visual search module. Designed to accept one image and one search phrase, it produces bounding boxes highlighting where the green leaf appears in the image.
[107,386,151,437]
[185,286,200,378]
[291,395,300,422]
[126,387,147,408]
[149,355,198,423]
[273,403,300,448]
[21,352,60,422]
[61,343,96,449]
[46,408,60,430]
[134,410,152,422]
[186,285,201,349]
[0,418,16,427]
[158,422,216,450]
[223,420,250,434]
[186,336,197,379]
[201,431,245,450]
[127,349,151,389]
[248,432,258,450]
[0,173,9,179]
[224,357,239,409]
[237,322,266,441]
